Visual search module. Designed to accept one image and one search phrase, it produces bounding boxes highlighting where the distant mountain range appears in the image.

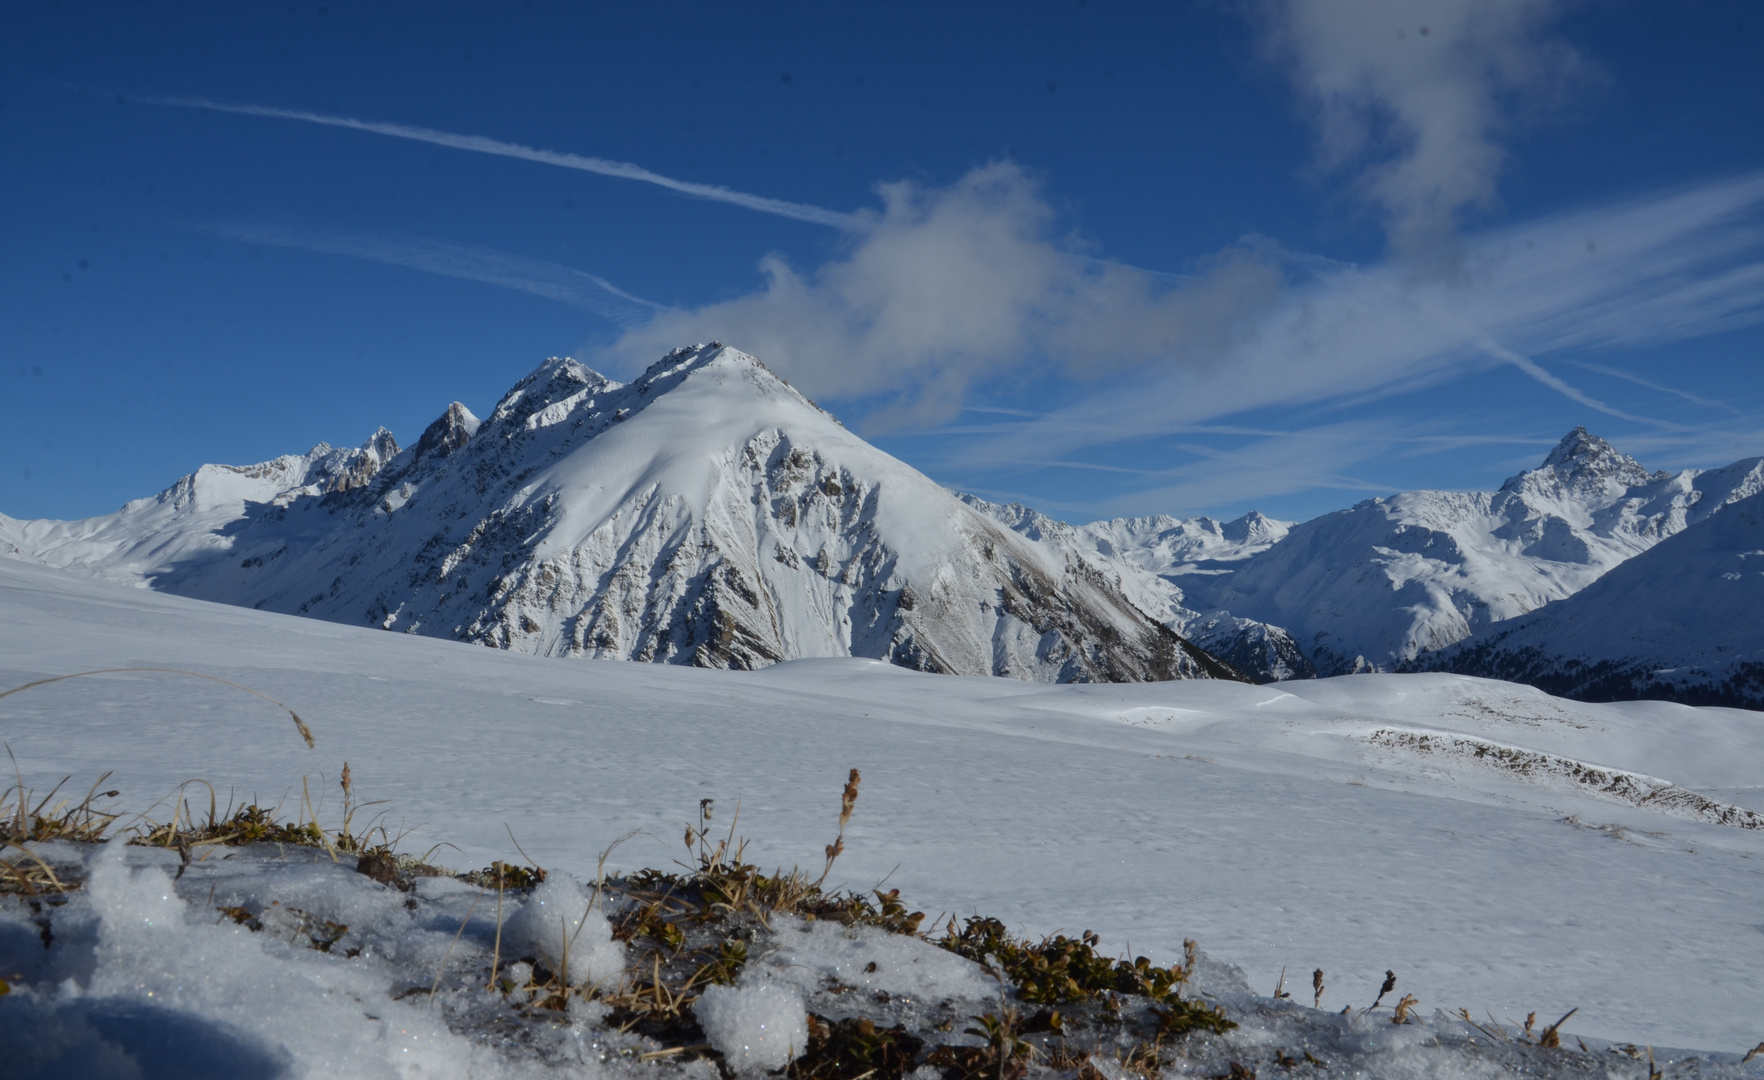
[5,343,1760,705]
[0,345,1237,685]
[1413,488,1764,707]
[966,429,1764,705]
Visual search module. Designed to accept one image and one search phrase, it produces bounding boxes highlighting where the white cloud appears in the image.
[1254,0,1591,262]
[597,162,1286,426]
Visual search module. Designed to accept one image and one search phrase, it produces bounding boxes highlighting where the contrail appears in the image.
[1563,359,1743,415]
[1470,333,1686,431]
[202,221,666,326]
[146,95,861,230]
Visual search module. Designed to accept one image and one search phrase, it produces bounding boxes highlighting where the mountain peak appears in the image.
[637,341,782,386]
[318,427,402,493]
[413,402,480,461]
[1542,427,1614,469]
[489,357,614,427]
[627,342,829,420]
[1502,428,1653,497]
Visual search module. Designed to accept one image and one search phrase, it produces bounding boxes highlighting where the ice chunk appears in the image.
[87,842,185,952]
[500,873,624,987]
[694,980,808,1073]
[753,914,1001,1003]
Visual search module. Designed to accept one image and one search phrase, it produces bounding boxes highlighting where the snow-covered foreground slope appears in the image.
[1421,488,1764,707]
[1,345,1229,684]
[3,558,1761,1059]
[1165,429,1764,675]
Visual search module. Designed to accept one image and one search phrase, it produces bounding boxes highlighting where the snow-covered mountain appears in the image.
[1172,429,1764,675]
[0,344,1239,684]
[0,433,403,584]
[960,496,1313,681]
[1416,488,1764,708]
[966,429,1764,685]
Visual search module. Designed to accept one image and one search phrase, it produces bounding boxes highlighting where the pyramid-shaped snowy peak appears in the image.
[0,344,1240,684]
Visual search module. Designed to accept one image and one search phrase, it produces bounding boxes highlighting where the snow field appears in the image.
[2,557,1764,1059]
[13,839,1760,1079]
[4,843,511,1079]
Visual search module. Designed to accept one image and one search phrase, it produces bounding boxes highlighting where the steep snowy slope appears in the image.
[1419,489,1764,708]
[1,345,1235,684]
[1177,429,1764,674]
[962,496,1312,680]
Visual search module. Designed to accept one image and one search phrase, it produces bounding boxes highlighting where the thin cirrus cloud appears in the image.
[949,171,1764,502]
[1561,360,1742,416]
[956,422,1557,520]
[151,90,1763,520]
[199,221,664,326]
[144,95,861,230]
[594,163,1764,446]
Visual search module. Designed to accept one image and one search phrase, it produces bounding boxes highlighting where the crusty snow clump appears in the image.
[500,873,624,986]
[693,980,809,1073]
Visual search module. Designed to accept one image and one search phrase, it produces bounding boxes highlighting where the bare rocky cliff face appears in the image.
[2,345,1240,685]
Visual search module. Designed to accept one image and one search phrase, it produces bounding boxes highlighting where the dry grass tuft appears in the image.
[2,748,126,894]
[1391,993,1419,1025]
[6,750,1246,1077]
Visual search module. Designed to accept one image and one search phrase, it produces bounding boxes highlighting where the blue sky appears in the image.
[3,1,1761,524]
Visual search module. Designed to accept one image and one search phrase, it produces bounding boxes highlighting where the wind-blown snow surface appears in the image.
[2,558,1762,1061]
[1422,488,1764,707]
[0,345,1226,684]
